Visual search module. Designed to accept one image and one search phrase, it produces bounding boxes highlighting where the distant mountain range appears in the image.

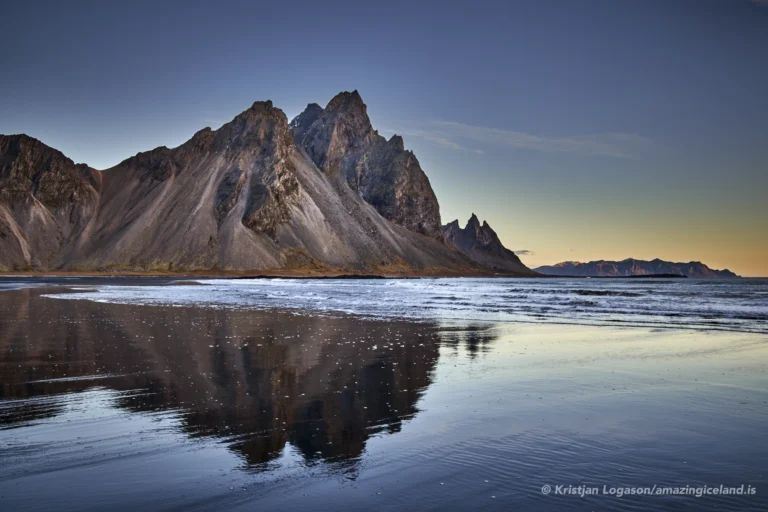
[535,259,740,279]
[0,91,535,276]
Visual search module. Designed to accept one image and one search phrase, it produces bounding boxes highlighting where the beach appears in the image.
[1,278,766,511]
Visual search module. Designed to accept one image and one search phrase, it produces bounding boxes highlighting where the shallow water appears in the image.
[1,280,767,511]
[40,277,768,334]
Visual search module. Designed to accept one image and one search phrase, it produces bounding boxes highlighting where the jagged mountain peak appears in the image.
[0,134,101,270]
[323,90,374,141]
[115,100,293,171]
[443,215,534,275]
[388,135,405,151]
[290,91,443,239]
[193,126,213,137]
[1,133,35,147]
[0,134,99,201]
[201,101,284,141]
[291,91,375,160]
[1,134,85,168]
[326,90,365,112]
[290,103,323,132]
[227,100,289,130]
[466,213,481,230]
[246,99,281,116]
[316,91,372,142]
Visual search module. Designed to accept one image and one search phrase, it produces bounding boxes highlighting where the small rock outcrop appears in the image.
[442,214,535,275]
[291,91,443,239]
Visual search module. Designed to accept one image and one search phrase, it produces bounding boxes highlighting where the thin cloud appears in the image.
[203,118,224,127]
[383,122,652,158]
[409,130,466,151]
[515,249,534,256]
[432,121,652,158]
[380,127,469,151]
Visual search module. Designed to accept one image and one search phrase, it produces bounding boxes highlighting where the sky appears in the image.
[2,0,767,276]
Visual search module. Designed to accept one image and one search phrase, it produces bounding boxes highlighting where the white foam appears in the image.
[43,278,768,334]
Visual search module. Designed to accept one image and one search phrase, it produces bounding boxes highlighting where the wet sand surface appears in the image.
[1,285,767,511]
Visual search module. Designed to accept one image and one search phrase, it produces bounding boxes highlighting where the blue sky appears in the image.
[2,0,767,275]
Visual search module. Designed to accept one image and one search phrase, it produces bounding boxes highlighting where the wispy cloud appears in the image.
[381,127,468,151]
[384,121,653,158]
[432,121,652,158]
[203,118,224,128]
[514,249,534,256]
[407,130,466,151]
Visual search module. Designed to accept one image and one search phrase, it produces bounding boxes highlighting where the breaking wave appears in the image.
[40,277,768,334]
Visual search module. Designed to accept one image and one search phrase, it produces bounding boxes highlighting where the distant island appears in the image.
[534,258,740,279]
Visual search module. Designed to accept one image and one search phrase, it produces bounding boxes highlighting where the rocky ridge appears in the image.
[442,214,535,275]
[0,134,100,269]
[291,91,442,239]
[0,92,532,276]
[535,258,739,278]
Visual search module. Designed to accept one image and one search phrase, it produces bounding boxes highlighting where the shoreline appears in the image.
[0,271,750,279]
[0,269,536,279]
[12,276,765,335]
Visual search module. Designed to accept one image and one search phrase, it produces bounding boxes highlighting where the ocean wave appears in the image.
[42,277,768,334]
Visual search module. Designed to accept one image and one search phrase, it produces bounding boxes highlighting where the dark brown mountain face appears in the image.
[0,134,100,270]
[0,134,99,204]
[535,258,740,278]
[291,91,443,239]
[0,94,488,274]
[442,214,535,275]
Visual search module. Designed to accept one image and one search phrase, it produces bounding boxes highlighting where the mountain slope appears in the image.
[535,259,740,278]
[442,214,535,275]
[0,94,491,275]
[0,134,100,270]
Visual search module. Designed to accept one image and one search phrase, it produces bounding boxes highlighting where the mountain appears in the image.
[442,214,535,275]
[0,134,101,269]
[535,259,740,278]
[291,91,442,239]
[0,92,533,276]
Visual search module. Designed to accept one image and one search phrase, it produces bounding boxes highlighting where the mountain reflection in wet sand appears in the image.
[0,287,475,469]
[1,284,767,512]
